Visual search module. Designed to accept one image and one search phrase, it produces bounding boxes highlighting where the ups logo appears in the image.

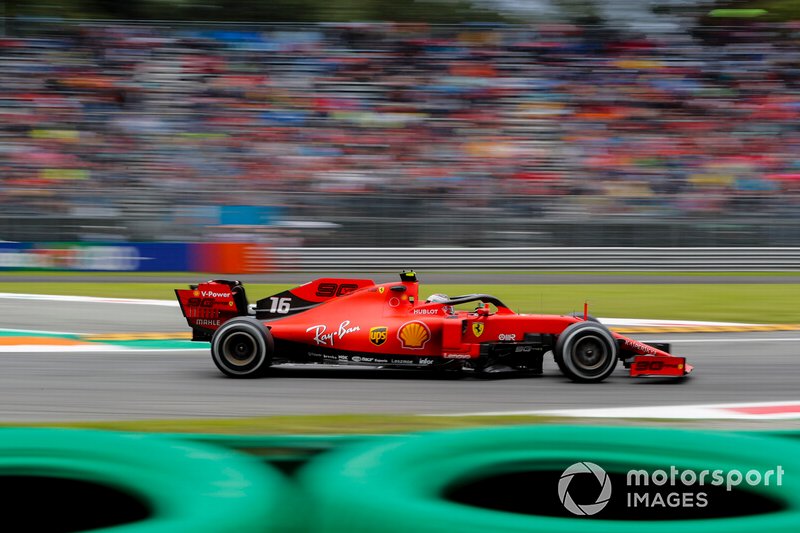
[369,326,388,346]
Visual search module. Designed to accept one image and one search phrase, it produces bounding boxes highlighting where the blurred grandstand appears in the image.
[1,14,799,247]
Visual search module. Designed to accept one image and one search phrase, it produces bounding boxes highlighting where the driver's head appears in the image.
[426,293,455,315]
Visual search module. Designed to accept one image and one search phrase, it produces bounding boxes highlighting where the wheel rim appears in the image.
[571,335,608,373]
[221,332,258,367]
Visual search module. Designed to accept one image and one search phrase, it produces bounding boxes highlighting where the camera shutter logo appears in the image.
[558,462,612,516]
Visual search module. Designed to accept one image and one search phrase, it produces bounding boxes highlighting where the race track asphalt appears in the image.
[0,297,798,423]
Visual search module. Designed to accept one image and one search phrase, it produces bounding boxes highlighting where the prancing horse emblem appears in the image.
[472,323,484,338]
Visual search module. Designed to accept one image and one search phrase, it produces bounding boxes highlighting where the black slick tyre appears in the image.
[554,321,618,383]
[211,317,273,378]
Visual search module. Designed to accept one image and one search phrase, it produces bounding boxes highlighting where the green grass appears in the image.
[1,414,563,435]
[0,281,797,323]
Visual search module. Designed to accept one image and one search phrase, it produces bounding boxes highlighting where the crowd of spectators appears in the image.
[1,19,799,242]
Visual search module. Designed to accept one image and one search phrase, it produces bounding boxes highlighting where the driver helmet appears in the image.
[426,293,455,315]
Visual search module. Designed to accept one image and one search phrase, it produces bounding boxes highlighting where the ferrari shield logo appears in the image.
[378,287,385,294]
[369,326,388,346]
[472,323,484,338]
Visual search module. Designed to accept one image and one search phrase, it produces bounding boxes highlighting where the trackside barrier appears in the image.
[173,430,800,467]
[259,247,800,272]
[3,243,799,272]
[297,426,800,533]
[2,428,799,532]
[171,433,386,474]
[0,429,302,533]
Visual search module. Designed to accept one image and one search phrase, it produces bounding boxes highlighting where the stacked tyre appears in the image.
[299,425,800,533]
[0,429,300,532]
[6,426,799,532]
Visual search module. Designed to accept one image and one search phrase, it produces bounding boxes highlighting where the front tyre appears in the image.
[554,321,618,383]
[211,317,274,378]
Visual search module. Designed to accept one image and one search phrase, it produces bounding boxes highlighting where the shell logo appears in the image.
[397,321,431,350]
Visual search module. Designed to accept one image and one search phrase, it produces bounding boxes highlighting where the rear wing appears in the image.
[175,280,249,341]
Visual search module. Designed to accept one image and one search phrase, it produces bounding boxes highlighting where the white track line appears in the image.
[439,401,800,420]
[0,344,205,353]
[601,318,759,327]
[0,345,126,353]
[434,400,800,420]
[0,327,83,336]
[0,293,178,306]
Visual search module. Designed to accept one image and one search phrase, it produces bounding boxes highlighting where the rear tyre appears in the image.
[211,317,274,378]
[554,321,618,383]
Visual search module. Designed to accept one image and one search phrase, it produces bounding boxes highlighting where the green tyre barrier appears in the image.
[738,430,800,442]
[0,428,301,532]
[174,433,385,474]
[299,425,800,533]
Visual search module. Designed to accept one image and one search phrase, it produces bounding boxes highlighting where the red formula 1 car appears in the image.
[175,271,692,383]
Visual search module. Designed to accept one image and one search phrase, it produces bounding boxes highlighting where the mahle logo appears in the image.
[558,462,612,516]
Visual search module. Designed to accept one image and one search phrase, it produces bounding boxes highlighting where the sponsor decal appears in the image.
[201,290,232,299]
[316,282,360,297]
[0,245,142,270]
[193,290,200,297]
[397,321,431,350]
[389,297,400,308]
[634,359,684,372]
[472,323,485,338]
[498,333,516,341]
[515,345,533,353]
[187,298,216,308]
[306,320,361,346]
[369,326,388,346]
[444,353,471,359]
[195,319,221,327]
[623,338,659,356]
[419,358,434,366]
[413,308,438,315]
